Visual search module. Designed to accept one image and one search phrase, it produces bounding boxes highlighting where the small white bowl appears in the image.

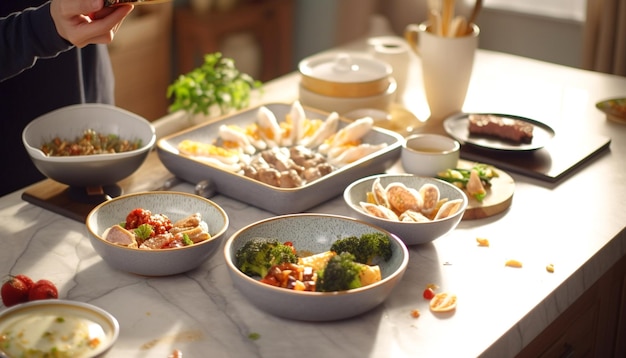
[344,174,467,245]
[86,191,229,276]
[22,104,156,188]
[223,213,409,321]
[0,300,119,358]
[401,134,460,177]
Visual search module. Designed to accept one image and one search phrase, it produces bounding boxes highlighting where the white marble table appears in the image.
[2,49,626,357]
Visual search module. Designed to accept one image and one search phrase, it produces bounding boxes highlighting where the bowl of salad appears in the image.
[223,213,409,321]
[86,191,229,276]
[22,103,156,188]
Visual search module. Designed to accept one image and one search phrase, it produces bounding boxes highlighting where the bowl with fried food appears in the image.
[22,103,156,189]
[223,213,409,321]
[344,174,468,245]
[86,191,229,276]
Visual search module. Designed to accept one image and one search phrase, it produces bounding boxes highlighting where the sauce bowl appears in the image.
[401,134,460,177]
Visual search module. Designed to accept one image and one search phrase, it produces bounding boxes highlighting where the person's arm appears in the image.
[0,2,73,81]
[0,0,133,82]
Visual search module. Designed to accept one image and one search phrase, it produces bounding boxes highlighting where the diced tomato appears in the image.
[125,208,172,237]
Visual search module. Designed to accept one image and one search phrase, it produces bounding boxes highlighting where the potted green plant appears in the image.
[167,52,262,119]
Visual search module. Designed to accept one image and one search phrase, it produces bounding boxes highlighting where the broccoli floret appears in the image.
[316,252,365,292]
[235,238,298,278]
[329,232,392,265]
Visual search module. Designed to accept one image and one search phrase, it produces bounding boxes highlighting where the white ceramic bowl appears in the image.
[223,213,409,321]
[299,78,397,115]
[22,104,156,188]
[0,300,119,358]
[401,134,460,177]
[344,174,468,245]
[86,192,229,276]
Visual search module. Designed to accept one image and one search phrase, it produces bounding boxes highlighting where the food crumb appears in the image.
[505,259,523,268]
[546,263,554,273]
[248,332,261,341]
[429,292,457,312]
[410,309,420,318]
[168,349,183,358]
[476,237,490,247]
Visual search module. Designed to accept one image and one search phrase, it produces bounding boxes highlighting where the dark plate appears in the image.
[443,112,556,151]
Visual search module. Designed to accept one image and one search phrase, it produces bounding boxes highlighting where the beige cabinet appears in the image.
[108,3,173,121]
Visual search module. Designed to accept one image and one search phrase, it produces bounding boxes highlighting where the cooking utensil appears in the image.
[466,0,483,34]
[441,0,455,36]
[450,16,468,37]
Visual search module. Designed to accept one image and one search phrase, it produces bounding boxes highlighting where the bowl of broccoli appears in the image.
[223,213,409,321]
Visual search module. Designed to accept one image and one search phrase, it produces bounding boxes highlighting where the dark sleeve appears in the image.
[0,1,74,81]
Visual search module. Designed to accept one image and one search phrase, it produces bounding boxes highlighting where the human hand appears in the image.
[50,0,134,48]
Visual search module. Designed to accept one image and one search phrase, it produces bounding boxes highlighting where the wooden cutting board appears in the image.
[21,151,174,222]
[460,162,515,220]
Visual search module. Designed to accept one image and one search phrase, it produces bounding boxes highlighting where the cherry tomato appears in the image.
[423,287,435,300]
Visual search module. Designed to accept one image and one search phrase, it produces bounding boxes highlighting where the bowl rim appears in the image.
[299,77,397,101]
[85,191,229,252]
[223,213,409,296]
[343,173,469,225]
[0,299,119,356]
[22,103,156,161]
[402,133,461,156]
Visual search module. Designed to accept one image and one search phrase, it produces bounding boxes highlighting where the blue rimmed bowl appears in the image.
[223,213,409,321]
[86,191,229,276]
[22,103,155,188]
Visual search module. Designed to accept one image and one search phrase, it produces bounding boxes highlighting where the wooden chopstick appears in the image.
[441,0,455,37]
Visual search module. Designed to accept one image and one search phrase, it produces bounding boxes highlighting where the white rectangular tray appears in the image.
[157,103,403,214]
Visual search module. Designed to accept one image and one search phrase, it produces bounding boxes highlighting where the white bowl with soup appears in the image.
[0,300,119,358]
[401,134,460,177]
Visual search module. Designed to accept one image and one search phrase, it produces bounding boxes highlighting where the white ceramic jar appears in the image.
[298,52,396,114]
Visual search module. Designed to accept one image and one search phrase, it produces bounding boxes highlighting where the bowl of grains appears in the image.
[22,104,156,189]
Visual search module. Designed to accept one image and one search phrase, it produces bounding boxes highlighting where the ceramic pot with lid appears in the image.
[298,52,396,114]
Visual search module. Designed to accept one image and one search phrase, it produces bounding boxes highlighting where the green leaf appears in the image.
[167,52,262,116]
[134,224,153,241]
[182,233,193,246]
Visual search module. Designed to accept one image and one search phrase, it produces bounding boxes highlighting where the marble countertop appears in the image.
[2,49,626,357]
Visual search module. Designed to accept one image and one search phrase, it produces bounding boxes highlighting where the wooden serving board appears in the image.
[461,165,515,220]
[21,151,174,222]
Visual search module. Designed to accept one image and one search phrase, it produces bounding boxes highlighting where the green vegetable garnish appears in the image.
[133,224,153,241]
[235,238,298,278]
[248,332,261,340]
[316,252,367,292]
[182,233,193,246]
[437,164,498,187]
[167,52,262,116]
[329,232,392,265]
[437,163,498,202]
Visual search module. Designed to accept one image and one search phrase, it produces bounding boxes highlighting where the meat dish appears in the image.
[468,114,533,143]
